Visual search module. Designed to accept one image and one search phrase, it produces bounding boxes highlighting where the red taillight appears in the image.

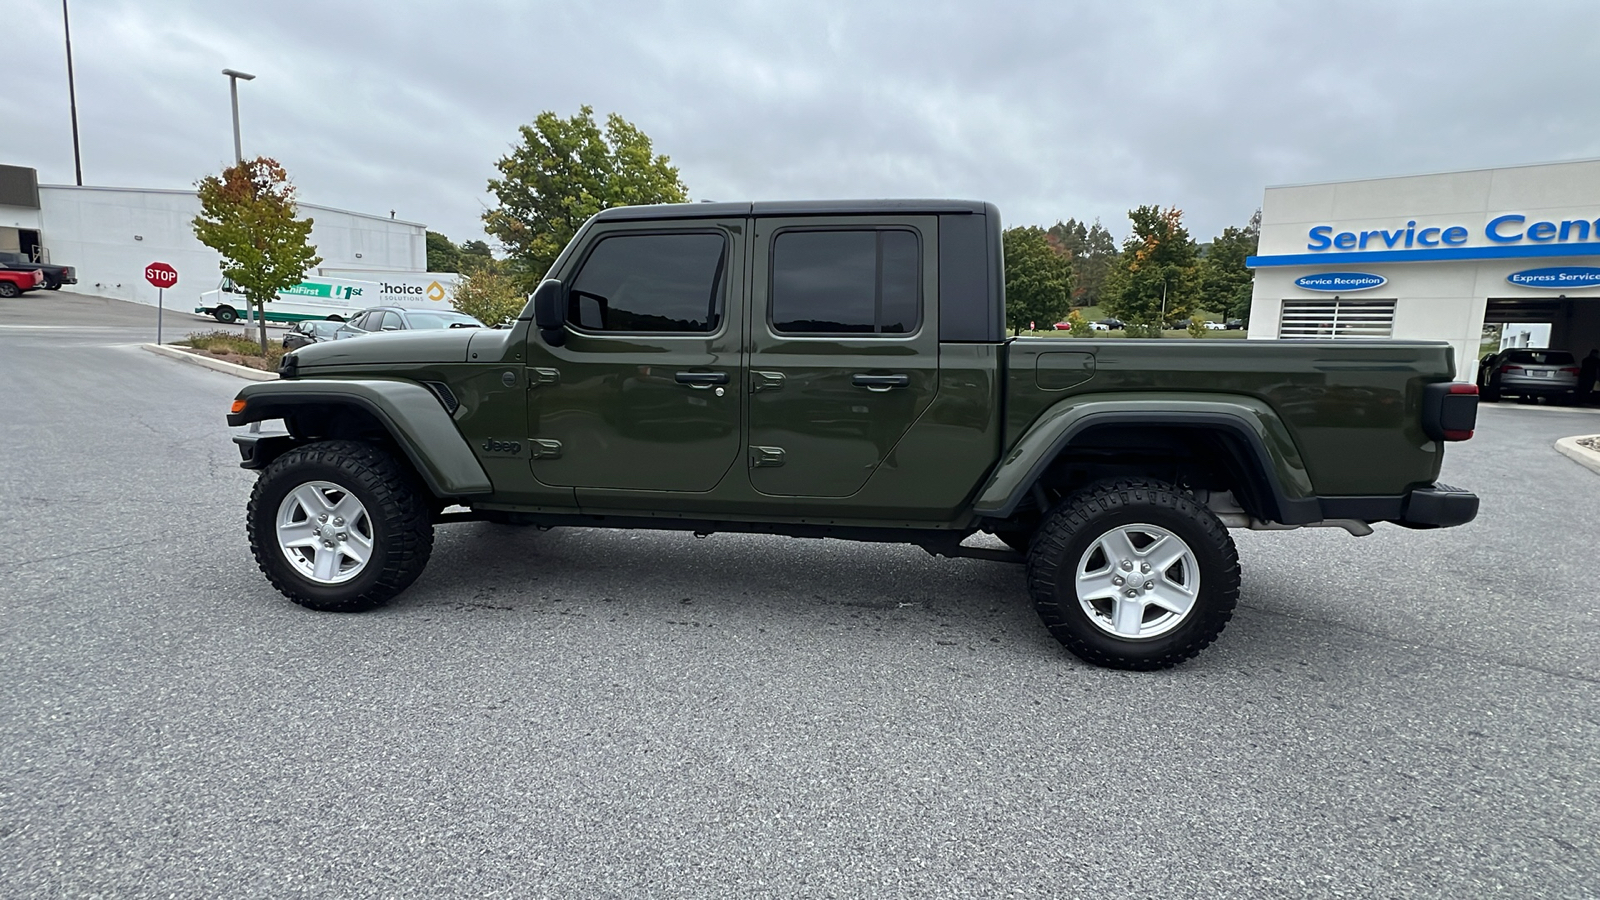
[1442,383,1476,441]
[1561,367,1581,375]
[1500,365,1523,374]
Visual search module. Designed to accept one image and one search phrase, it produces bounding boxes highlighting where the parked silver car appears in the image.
[1478,349,1580,402]
[333,306,484,340]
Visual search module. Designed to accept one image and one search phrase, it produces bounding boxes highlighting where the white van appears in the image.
[195,272,461,324]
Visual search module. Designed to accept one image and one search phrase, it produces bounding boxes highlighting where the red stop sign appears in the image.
[145,262,178,289]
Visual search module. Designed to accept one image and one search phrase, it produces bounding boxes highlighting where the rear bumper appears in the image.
[1499,376,1577,393]
[1399,483,1479,528]
[1318,482,1479,529]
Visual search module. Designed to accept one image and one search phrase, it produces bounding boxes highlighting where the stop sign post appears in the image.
[145,262,177,343]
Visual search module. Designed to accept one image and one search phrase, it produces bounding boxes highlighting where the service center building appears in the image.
[1247,158,1600,381]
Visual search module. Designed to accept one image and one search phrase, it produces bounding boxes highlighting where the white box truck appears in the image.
[195,272,462,324]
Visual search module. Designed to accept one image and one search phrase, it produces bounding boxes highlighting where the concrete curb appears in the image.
[1554,435,1600,477]
[142,343,278,381]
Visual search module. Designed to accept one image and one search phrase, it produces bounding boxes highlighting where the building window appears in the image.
[1278,298,1396,339]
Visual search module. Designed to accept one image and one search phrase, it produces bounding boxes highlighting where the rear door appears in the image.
[745,216,939,497]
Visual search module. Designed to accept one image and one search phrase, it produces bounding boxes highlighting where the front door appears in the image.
[528,220,745,492]
[746,216,939,497]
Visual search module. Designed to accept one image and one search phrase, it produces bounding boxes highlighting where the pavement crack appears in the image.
[0,537,167,573]
[1237,601,1600,686]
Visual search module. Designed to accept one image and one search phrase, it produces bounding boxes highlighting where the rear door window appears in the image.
[769,229,920,335]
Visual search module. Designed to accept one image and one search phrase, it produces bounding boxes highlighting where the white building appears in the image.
[0,164,428,307]
[1247,158,1600,381]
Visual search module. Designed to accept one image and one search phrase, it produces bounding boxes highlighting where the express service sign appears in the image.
[1505,266,1600,289]
[1294,272,1386,292]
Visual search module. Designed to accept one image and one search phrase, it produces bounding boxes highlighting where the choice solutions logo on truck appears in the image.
[195,273,461,324]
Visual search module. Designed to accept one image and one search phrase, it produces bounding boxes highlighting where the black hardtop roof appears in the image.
[591,199,990,222]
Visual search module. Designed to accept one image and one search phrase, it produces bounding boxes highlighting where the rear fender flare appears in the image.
[227,378,493,497]
[973,393,1319,525]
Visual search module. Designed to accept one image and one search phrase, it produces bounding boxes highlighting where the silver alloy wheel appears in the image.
[275,481,375,584]
[1074,522,1200,640]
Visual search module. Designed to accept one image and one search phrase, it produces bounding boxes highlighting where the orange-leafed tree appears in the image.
[193,157,321,352]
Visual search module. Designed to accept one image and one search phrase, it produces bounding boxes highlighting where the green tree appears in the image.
[426,230,463,272]
[1047,217,1119,307]
[484,106,689,289]
[192,157,322,352]
[1197,209,1260,321]
[450,264,526,327]
[1103,205,1198,337]
[1003,225,1074,335]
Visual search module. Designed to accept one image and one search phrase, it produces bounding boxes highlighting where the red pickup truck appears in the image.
[0,267,46,297]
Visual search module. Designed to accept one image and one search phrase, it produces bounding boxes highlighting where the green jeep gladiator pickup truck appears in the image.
[226,200,1480,669]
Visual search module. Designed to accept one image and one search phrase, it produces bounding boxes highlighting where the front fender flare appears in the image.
[973,393,1320,524]
[227,378,493,497]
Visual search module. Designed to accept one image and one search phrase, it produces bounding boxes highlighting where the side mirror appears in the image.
[532,278,566,347]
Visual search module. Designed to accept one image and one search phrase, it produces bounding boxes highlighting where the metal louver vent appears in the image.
[1279,298,1396,339]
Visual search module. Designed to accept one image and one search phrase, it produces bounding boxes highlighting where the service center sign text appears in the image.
[1307,214,1600,252]
[1505,266,1600,289]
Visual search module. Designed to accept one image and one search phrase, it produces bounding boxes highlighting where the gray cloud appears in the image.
[6,0,1599,249]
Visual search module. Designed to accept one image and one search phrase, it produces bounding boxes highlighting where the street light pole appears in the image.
[62,0,82,185]
[221,68,255,163]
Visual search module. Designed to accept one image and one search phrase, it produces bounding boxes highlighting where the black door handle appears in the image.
[852,374,910,391]
[675,371,730,387]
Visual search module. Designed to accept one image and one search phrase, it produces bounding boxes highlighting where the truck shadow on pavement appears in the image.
[393,521,1074,657]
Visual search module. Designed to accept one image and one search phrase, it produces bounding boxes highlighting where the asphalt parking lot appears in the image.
[2,296,1597,898]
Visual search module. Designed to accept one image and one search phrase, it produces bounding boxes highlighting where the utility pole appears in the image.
[62,0,82,185]
[222,69,256,163]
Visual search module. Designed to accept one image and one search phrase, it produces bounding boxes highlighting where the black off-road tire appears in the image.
[1027,478,1240,670]
[247,440,434,612]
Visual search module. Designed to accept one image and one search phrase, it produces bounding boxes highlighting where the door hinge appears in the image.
[751,370,785,393]
[749,445,785,468]
[529,439,563,459]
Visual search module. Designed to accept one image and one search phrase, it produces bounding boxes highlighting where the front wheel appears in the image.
[247,440,434,612]
[1027,479,1240,670]
[213,305,239,324]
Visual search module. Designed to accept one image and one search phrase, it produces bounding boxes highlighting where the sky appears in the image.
[6,0,1600,249]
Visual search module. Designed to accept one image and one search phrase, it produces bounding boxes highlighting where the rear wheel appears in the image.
[247,440,434,612]
[1027,479,1239,670]
[0,282,18,298]
[214,305,239,324]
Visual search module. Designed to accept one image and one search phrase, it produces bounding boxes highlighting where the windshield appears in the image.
[1504,350,1575,365]
[309,321,342,337]
[406,311,483,330]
